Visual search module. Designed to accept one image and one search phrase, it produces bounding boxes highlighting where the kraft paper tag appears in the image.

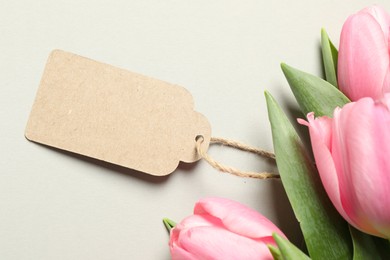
[25,50,211,176]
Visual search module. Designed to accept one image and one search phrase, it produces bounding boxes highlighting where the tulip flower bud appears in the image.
[298,94,390,238]
[169,197,286,259]
[338,5,390,101]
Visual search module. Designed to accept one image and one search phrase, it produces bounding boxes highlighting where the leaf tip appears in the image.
[321,28,330,43]
[264,90,275,105]
[268,244,282,260]
[163,218,176,233]
[280,62,295,74]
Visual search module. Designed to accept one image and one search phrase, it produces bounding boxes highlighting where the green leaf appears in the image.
[350,227,381,260]
[321,28,338,87]
[163,218,176,233]
[273,233,311,260]
[281,63,350,117]
[265,91,353,259]
[268,245,283,260]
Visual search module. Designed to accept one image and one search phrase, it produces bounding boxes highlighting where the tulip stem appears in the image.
[163,218,176,233]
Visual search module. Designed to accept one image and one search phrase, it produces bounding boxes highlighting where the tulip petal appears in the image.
[169,215,224,258]
[170,226,198,260]
[338,11,389,100]
[364,5,390,42]
[178,214,223,230]
[335,97,390,237]
[330,104,364,230]
[382,69,390,95]
[170,245,197,260]
[299,113,354,226]
[365,6,390,95]
[331,102,385,236]
[177,226,273,260]
[257,236,278,248]
[194,197,285,240]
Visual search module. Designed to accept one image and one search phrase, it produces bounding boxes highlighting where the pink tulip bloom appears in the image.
[169,197,286,260]
[338,5,390,101]
[298,94,390,238]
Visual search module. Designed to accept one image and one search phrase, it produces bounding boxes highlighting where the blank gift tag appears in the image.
[25,50,211,176]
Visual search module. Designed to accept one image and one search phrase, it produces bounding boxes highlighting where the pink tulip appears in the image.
[169,197,286,260]
[298,94,390,238]
[338,5,390,101]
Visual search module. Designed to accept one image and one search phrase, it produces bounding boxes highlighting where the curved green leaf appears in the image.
[350,227,381,260]
[281,63,350,117]
[268,245,283,260]
[273,233,311,260]
[321,28,338,87]
[265,91,352,259]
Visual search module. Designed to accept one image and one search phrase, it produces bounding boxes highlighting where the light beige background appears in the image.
[1,1,388,259]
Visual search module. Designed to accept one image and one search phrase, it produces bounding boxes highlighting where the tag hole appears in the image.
[195,135,204,142]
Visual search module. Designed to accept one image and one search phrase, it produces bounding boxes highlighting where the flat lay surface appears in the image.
[1,1,389,259]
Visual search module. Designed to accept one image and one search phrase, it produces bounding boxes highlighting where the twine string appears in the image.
[196,136,280,179]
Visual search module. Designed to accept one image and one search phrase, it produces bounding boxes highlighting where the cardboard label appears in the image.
[25,50,211,176]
